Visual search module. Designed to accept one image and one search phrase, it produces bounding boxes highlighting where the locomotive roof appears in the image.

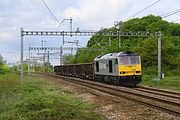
[94,51,139,61]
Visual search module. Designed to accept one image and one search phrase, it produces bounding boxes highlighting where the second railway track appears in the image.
[35,73,180,117]
[135,85,180,100]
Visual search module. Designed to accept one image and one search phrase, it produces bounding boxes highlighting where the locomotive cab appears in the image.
[118,51,142,86]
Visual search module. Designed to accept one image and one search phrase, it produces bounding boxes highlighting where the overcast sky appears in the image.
[0,0,179,65]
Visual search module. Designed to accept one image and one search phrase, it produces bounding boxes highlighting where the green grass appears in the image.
[141,75,180,91]
[141,66,180,91]
[0,73,105,120]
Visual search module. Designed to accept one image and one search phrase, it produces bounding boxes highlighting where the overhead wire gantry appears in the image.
[20,28,161,84]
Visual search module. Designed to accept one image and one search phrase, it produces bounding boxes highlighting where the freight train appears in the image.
[54,51,142,86]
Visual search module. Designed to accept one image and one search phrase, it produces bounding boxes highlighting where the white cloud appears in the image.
[0,32,10,39]
[60,0,131,29]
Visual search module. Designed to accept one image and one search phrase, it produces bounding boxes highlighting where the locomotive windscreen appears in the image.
[119,56,140,65]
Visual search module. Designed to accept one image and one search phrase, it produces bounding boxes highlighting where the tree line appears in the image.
[63,15,180,69]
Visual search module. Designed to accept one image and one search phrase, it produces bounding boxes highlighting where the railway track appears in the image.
[135,85,180,100]
[35,73,180,117]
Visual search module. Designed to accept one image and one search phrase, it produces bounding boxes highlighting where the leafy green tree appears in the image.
[63,15,180,70]
[0,54,9,74]
[0,54,4,66]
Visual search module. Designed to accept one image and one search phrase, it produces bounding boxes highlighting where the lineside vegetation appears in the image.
[0,73,104,120]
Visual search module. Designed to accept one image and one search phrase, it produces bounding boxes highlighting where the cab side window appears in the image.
[109,60,113,73]
[96,62,99,72]
[115,58,118,64]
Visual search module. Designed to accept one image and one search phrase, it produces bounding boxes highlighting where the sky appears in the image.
[0,0,179,65]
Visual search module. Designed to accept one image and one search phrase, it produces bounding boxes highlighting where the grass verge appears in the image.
[141,66,180,91]
[0,73,104,120]
[141,75,180,91]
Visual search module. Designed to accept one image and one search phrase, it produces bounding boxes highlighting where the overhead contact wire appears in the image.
[124,0,161,21]
[42,0,61,24]
[162,10,180,18]
[160,9,180,17]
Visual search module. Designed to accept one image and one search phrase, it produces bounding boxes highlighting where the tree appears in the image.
[62,15,180,69]
[0,54,4,66]
[0,54,9,74]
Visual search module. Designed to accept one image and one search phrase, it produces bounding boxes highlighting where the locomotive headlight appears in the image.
[120,72,126,74]
[136,71,141,73]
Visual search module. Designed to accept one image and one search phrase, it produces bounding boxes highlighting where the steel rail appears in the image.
[134,87,180,100]
[137,85,180,97]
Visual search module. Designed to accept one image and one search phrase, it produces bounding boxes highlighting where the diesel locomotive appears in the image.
[54,51,142,86]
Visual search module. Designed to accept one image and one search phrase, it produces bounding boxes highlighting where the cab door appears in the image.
[114,58,118,75]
